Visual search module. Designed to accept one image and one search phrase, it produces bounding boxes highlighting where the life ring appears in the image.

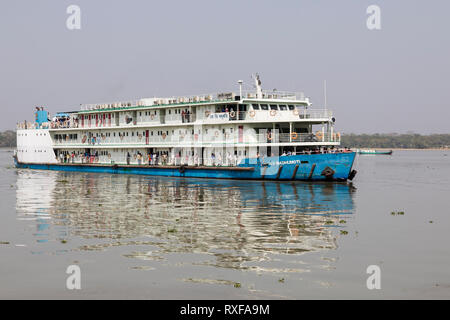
[120,134,124,140]
[108,153,111,159]
[205,110,211,118]
[291,132,298,140]
[162,132,167,139]
[138,134,143,140]
[315,131,323,141]
[293,108,299,115]
[249,110,256,118]
[270,109,277,117]
[229,111,236,118]
[82,135,87,144]
[150,114,155,120]
[214,131,219,137]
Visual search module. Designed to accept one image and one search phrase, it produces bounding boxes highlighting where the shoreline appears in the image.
[1,147,449,151]
[354,147,449,151]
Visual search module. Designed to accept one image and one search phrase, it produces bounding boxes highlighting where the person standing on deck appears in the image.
[127,152,131,165]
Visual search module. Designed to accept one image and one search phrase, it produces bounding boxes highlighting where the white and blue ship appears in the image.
[14,75,357,181]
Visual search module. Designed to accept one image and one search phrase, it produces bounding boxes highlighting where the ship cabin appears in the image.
[19,81,342,166]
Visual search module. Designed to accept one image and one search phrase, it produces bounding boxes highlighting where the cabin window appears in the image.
[252,104,260,110]
[260,104,268,110]
[288,105,295,110]
[270,104,278,110]
[279,105,287,110]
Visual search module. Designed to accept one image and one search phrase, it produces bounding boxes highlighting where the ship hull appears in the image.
[14,152,356,181]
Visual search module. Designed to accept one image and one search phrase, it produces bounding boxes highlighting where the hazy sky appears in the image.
[1,0,449,133]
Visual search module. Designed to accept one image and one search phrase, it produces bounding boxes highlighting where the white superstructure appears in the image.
[16,76,342,166]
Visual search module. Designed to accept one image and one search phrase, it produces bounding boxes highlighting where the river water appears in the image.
[0,149,449,299]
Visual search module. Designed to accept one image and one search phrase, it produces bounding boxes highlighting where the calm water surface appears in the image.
[0,149,449,299]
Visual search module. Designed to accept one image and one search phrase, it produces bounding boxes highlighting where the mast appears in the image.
[253,73,263,99]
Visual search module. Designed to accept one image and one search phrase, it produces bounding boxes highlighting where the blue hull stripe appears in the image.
[15,152,356,181]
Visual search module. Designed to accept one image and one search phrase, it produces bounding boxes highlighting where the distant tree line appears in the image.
[0,131,16,148]
[341,133,450,149]
[0,130,449,149]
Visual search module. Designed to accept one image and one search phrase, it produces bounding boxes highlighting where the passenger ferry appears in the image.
[14,75,357,181]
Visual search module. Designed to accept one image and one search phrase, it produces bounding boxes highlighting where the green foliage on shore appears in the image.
[0,131,16,148]
[341,133,450,149]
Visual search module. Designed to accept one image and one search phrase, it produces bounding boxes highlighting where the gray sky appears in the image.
[1,0,449,133]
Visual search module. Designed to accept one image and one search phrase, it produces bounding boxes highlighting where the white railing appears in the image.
[52,131,340,147]
[77,90,309,112]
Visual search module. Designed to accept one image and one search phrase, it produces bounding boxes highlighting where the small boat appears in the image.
[357,149,393,155]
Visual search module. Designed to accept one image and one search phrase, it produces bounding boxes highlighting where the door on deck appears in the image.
[145,130,149,145]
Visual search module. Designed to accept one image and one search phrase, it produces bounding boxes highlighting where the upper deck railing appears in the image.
[78,90,308,112]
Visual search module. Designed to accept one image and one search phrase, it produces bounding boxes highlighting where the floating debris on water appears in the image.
[391,211,405,216]
[278,278,285,283]
[340,230,348,235]
[0,241,10,245]
[234,282,241,288]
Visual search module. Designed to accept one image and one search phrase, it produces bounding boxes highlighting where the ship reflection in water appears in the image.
[16,170,355,272]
